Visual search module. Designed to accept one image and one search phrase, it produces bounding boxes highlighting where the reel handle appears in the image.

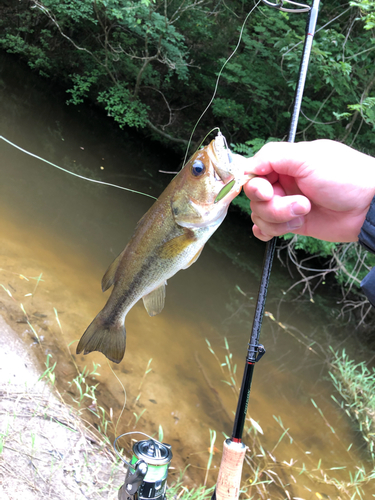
[118,460,148,499]
[213,440,247,500]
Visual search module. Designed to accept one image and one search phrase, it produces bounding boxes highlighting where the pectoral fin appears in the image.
[159,231,196,259]
[181,245,205,269]
[142,283,166,316]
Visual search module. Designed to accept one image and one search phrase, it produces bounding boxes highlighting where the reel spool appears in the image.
[115,433,173,500]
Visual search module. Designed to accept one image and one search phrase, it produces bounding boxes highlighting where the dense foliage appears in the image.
[2,0,375,316]
[1,1,375,152]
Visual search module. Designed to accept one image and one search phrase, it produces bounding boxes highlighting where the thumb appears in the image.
[244,142,311,178]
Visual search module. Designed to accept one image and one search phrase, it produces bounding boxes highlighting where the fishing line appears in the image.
[161,126,220,174]
[106,359,127,438]
[4,1,260,182]
[0,135,157,201]
[183,0,261,165]
[196,127,221,151]
[1,135,130,435]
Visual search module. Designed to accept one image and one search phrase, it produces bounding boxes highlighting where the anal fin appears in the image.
[142,282,166,316]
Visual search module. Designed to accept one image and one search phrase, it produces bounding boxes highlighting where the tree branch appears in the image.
[146,121,189,145]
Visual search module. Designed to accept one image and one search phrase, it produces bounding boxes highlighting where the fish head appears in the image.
[173,133,255,229]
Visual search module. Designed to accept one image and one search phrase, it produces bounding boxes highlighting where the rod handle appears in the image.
[215,439,247,500]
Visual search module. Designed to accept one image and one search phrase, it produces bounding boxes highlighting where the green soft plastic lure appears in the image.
[214,179,236,203]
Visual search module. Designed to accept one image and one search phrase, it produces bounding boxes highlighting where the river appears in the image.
[0,53,373,499]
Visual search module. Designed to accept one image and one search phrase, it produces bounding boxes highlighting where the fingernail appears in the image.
[287,217,304,230]
[291,202,307,216]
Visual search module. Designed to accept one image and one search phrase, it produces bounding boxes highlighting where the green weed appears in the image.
[204,429,216,486]
[204,337,375,499]
[68,363,101,407]
[131,409,147,429]
[167,473,215,500]
[329,348,375,460]
[38,353,57,385]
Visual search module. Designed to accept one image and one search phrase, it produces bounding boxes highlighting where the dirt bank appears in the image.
[0,314,124,500]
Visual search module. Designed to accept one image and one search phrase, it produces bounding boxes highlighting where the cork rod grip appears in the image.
[215,439,247,500]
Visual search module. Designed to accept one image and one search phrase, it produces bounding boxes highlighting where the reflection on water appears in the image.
[1,54,374,498]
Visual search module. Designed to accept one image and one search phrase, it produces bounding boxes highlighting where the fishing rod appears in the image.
[212,1,320,498]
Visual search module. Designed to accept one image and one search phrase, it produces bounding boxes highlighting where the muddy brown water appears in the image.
[1,54,374,498]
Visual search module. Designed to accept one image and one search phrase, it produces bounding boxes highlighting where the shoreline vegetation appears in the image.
[2,1,375,155]
[329,349,375,462]
[1,299,374,499]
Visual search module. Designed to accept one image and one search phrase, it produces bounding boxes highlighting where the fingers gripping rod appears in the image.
[212,1,320,499]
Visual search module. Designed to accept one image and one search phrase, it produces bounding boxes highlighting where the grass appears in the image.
[205,337,375,500]
[329,348,375,460]
[0,384,125,498]
[2,276,375,499]
[167,477,215,500]
[204,429,216,487]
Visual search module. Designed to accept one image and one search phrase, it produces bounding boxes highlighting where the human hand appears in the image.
[243,139,375,243]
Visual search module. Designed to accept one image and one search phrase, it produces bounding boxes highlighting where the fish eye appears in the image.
[191,160,206,177]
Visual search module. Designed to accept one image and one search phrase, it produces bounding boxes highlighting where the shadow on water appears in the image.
[1,53,374,497]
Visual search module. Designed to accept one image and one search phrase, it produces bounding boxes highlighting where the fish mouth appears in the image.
[213,159,238,204]
[213,164,234,184]
[211,133,237,203]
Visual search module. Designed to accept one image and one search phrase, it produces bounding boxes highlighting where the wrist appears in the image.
[358,195,375,253]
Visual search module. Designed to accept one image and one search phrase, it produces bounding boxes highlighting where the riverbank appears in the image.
[0,314,123,500]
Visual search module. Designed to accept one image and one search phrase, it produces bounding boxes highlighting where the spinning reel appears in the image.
[115,433,173,500]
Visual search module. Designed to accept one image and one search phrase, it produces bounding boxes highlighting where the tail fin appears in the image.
[76,314,126,364]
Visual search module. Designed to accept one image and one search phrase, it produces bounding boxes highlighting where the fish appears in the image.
[76,133,254,363]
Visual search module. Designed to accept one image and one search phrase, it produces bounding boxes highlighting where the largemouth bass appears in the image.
[77,133,253,363]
